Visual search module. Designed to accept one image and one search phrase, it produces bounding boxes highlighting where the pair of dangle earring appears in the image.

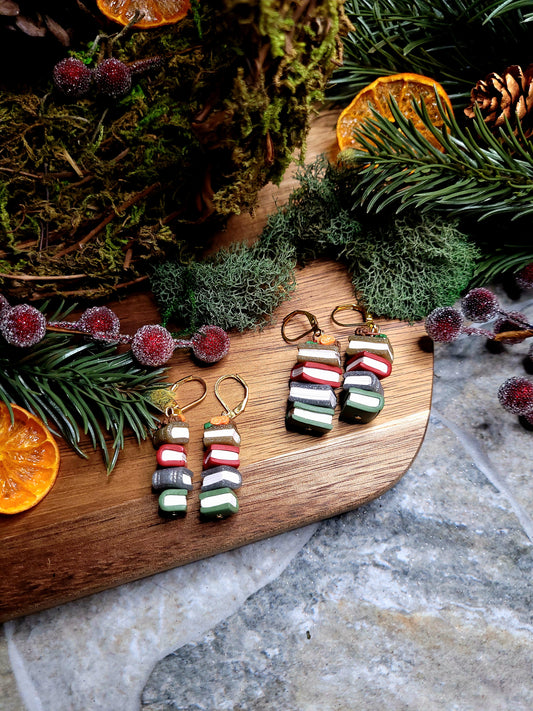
[281,306,394,433]
[331,304,394,424]
[282,310,343,436]
[151,374,249,519]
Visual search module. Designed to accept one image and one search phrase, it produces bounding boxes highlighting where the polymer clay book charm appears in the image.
[282,310,342,436]
[152,375,207,517]
[331,304,392,424]
[200,374,249,520]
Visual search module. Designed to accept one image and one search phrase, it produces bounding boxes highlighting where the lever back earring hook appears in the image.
[166,374,207,419]
[330,304,380,335]
[214,374,249,420]
[281,310,322,343]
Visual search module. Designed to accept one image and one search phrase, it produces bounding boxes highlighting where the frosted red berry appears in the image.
[498,377,533,415]
[94,58,132,98]
[190,325,230,364]
[425,306,463,342]
[1,304,47,347]
[461,288,499,322]
[131,324,175,367]
[77,306,120,342]
[53,57,92,98]
[494,310,529,344]
[515,263,533,290]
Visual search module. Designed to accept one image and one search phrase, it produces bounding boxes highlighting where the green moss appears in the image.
[0,0,349,301]
[151,231,297,332]
[151,156,479,328]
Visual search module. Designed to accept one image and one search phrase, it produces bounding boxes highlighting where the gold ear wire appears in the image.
[166,375,207,419]
[214,374,249,419]
[330,304,380,334]
[281,310,322,343]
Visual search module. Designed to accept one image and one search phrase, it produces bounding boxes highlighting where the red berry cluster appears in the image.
[425,287,532,344]
[53,55,163,100]
[425,281,533,431]
[0,297,230,367]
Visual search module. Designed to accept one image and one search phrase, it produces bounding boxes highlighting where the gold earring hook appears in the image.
[166,375,207,419]
[330,304,380,334]
[214,374,249,419]
[281,310,322,344]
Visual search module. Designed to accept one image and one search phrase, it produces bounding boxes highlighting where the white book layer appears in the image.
[159,450,187,465]
[161,494,187,507]
[294,406,333,425]
[203,470,241,487]
[206,450,240,463]
[203,428,241,445]
[298,347,340,365]
[348,392,381,408]
[344,373,374,387]
[348,338,393,358]
[166,425,189,441]
[289,384,336,407]
[201,492,237,509]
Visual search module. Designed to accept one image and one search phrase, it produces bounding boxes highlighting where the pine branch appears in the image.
[483,0,533,23]
[330,0,533,102]
[0,335,167,473]
[342,94,533,221]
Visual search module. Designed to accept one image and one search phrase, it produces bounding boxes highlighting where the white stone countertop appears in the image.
[1,290,532,711]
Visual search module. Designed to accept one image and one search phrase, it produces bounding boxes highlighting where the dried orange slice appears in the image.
[336,73,453,151]
[97,0,191,29]
[0,403,60,515]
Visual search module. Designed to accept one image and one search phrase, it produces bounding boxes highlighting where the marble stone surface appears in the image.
[0,290,532,711]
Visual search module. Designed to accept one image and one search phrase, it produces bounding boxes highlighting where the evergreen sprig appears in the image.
[330,0,533,102]
[343,94,533,219]
[340,94,533,281]
[0,335,167,473]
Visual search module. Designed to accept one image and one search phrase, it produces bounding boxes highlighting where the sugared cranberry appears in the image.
[190,325,230,364]
[53,57,92,98]
[131,324,175,367]
[461,288,499,322]
[425,306,463,342]
[94,58,132,98]
[1,304,47,347]
[498,376,533,415]
[77,306,121,342]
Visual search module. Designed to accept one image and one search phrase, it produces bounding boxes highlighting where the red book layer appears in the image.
[290,361,343,387]
[345,351,392,379]
[156,444,187,467]
[203,444,241,468]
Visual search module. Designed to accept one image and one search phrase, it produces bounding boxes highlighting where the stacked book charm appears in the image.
[199,374,249,520]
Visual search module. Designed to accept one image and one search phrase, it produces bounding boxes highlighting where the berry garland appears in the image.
[425,279,533,430]
[0,297,230,367]
[0,295,231,470]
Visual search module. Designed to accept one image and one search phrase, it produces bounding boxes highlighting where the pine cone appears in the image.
[464,64,533,137]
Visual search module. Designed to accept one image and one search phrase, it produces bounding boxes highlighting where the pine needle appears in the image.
[0,335,167,473]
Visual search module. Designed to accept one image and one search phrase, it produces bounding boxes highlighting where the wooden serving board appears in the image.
[0,111,433,622]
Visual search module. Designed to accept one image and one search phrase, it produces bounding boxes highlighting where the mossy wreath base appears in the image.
[0,0,349,301]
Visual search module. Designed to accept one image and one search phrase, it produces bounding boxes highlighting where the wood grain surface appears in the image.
[0,110,434,622]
